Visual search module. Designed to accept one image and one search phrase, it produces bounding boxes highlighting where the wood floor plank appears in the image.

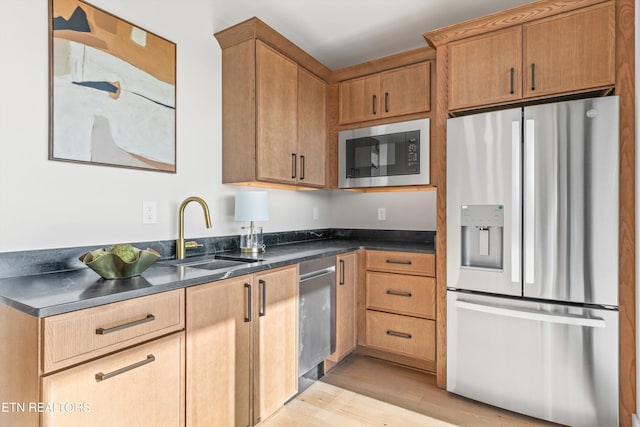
[320,355,560,427]
[261,381,456,427]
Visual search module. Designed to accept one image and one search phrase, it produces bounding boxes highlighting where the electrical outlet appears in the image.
[377,207,386,221]
[313,207,319,221]
[143,201,157,224]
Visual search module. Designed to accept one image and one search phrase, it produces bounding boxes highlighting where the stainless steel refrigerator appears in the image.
[446,96,619,427]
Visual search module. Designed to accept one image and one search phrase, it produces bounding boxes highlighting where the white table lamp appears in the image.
[235,191,269,252]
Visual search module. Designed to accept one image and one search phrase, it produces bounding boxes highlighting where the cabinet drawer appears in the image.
[366,251,435,276]
[43,290,184,372]
[42,332,185,427]
[365,310,435,361]
[366,271,435,319]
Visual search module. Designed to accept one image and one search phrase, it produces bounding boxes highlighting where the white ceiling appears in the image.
[211,0,534,70]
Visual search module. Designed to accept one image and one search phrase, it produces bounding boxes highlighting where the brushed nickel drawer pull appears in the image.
[386,330,412,339]
[386,289,412,298]
[95,354,155,382]
[386,259,412,265]
[95,314,155,335]
[339,259,345,285]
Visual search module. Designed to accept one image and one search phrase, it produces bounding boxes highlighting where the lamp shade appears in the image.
[234,191,270,222]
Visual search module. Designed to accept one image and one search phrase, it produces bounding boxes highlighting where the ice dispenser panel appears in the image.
[461,205,504,270]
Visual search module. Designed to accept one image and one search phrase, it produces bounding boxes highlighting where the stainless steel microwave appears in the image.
[338,118,430,188]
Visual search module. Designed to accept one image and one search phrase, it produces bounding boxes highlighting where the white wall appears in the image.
[0,0,435,253]
[329,190,436,230]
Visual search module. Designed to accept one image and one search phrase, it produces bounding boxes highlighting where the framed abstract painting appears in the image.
[49,0,176,173]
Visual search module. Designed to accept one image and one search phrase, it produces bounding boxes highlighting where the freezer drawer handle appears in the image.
[386,330,412,339]
[386,259,412,265]
[95,314,155,335]
[456,300,606,328]
[386,290,412,298]
[95,354,155,382]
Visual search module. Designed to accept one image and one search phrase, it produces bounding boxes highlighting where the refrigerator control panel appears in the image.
[461,205,504,227]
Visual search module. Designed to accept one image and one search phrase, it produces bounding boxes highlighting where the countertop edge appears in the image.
[1,242,434,318]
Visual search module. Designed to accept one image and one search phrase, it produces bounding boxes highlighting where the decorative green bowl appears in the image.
[79,247,160,279]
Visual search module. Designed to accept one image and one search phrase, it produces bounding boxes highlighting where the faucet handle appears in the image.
[185,241,203,250]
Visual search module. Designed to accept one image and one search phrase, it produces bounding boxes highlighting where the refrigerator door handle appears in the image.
[524,119,535,285]
[511,121,521,285]
[455,299,606,328]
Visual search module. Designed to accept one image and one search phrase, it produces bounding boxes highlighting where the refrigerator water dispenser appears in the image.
[461,205,504,270]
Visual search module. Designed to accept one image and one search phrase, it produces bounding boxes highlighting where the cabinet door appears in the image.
[328,252,357,362]
[380,62,431,118]
[255,265,298,424]
[186,276,253,427]
[256,41,298,183]
[523,2,615,98]
[449,26,522,111]
[338,74,380,124]
[42,333,184,427]
[297,67,327,187]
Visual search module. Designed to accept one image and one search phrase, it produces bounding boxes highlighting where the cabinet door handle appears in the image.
[386,289,412,298]
[95,354,155,382]
[300,155,305,180]
[244,283,252,322]
[259,279,266,317]
[509,67,515,95]
[386,259,412,265]
[95,314,155,335]
[384,92,389,113]
[386,330,412,339]
[291,153,297,179]
[339,259,345,285]
[372,95,377,115]
[530,63,536,91]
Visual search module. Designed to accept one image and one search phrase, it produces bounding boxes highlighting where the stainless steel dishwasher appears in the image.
[298,256,336,393]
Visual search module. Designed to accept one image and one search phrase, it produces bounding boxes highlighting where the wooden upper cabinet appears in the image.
[339,74,380,124]
[256,41,299,184]
[448,27,523,111]
[216,18,330,189]
[380,62,431,118]
[522,2,615,98]
[447,2,615,111]
[338,61,431,124]
[297,67,327,187]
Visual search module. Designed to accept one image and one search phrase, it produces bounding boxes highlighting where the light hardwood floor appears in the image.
[263,355,560,427]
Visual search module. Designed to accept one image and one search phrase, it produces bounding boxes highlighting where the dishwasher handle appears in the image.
[299,266,336,282]
[456,300,606,328]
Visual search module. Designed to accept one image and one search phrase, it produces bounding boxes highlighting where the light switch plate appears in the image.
[377,207,386,221]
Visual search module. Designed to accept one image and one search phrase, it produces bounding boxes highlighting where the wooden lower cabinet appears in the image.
[359,250,437,372]
[186,265,298,427]
[186,275,253,427]
[41,332,185,427]
[255,267,299,423]
[327,252,358,363]
[365,310,435,362]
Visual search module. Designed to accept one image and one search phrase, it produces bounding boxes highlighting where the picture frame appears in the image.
[49,0,177,173]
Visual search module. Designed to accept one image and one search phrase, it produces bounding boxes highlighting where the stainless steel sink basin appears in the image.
[161,254,261,271]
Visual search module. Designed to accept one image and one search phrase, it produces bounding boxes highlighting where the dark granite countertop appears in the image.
[0,239,434,318]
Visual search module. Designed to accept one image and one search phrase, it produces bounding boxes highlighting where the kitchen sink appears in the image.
[161,254,262,271]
